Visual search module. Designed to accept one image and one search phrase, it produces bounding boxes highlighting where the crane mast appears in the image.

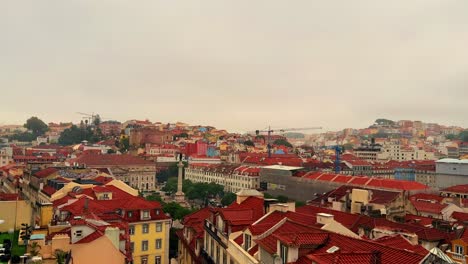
[253,126,322,158]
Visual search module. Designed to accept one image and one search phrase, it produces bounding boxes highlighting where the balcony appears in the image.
[204,220,227,248]
[448,251,467,263]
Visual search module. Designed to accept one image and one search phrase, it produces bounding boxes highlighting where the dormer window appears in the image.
[142,210,150,220]
[75,230,83,238]
[455,245,464,255]
[128,211,133,218]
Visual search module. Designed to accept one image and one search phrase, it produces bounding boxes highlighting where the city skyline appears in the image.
[2,1,468,132]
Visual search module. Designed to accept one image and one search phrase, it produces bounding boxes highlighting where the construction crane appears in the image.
[332,145,343,174]
[76,112,112,126]
[250,126,322,158]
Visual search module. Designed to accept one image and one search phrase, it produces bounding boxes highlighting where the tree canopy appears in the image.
[162,178,224,201]
[175,132,189,138]
[162,202,193,220]
[58,125,103,145]
[460,131,468,142]
[221,192,237,206]
[24,116,48,136]
[374,118,395,126]
[8,132,36,142]
[243,140,255,147]
[273,139,293,148]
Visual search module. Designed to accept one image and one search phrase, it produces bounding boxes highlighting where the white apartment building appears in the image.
[185,164,261,193]
[377,141,435,161]
[0,147,13,166]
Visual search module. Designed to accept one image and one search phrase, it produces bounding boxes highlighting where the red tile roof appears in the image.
[442,184,468,194]
[41,185,57,197]
[410,200,447,214]
[374,235,428,255]
[405,214,434,227]
[0,193,20,201]
[71,153,154,166]
[452,211,468,222]
[300,252,378,264]
[302,172,428,191]
[274,231,329,247]
[255,216,425,264]
[409,193,444,203]
[34,167,59,178]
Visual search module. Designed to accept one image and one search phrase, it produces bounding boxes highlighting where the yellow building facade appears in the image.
[130,219,171,264]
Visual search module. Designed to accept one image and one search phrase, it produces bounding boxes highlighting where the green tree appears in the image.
[446,134,457,140]
[221,192,236,206]
[176,132,189,138]
[146,193,164,203]
[162,177,178,194]
[459,131,468,142]
[156,162,186,183]
[374,118,395,126]
[29,241,41,257]
[243,140,255,147]
[8,132,36,142]
[163,202,193,220]
[58,125,103,145]
[24,116,48,136]
[58,125,83,145]
[119,137,130,152]
[54,249,67,264]
[273,139,293,148]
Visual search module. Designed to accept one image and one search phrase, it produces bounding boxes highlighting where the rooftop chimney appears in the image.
[317,213,334,225]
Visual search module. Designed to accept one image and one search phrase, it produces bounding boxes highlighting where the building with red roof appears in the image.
[70,153,157,191]
[185,164,263,193]
[201,189,265,264]
[49,183,171,264]
[260,167,429,203]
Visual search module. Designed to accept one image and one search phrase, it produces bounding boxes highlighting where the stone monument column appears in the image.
[175,155,185,202]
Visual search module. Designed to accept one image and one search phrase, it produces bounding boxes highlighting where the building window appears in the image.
[129,226,135,235]
[155,256,161,264]
[130,242,134,252]
[280,243,288,264]
[156,223,162,232]
[155,239,162,249]
[141,256,148,264]
[244,234,251,250]
[75,230,83,238]
[103,193,109,199]
[142,240,148,251]
[210,239,214,256]
[128,211,133,218]
[455,245,464,255]
[142,210,150,220]
[142,224,149,234]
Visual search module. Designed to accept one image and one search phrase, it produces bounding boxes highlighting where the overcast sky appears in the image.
[1,1,468,132]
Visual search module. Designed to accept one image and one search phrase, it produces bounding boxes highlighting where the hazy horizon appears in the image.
[2,1,468,132]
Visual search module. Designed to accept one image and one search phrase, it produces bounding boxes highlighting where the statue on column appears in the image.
[175,152,185,203]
